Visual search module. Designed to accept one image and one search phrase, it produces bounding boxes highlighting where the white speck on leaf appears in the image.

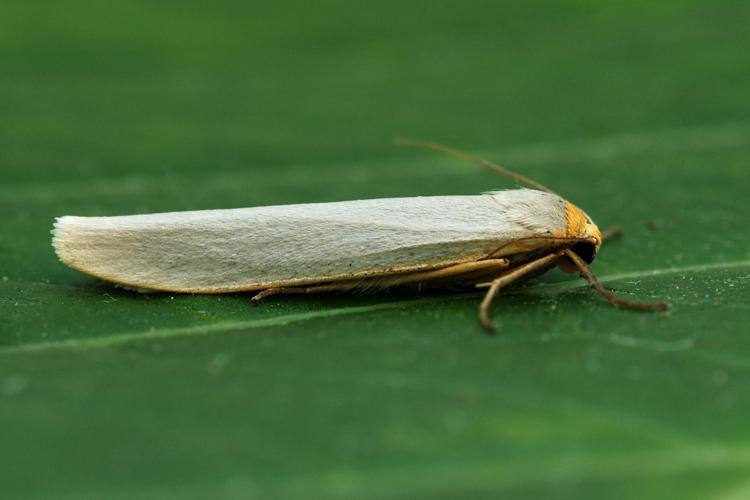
[626,365,643,380]
[585,348,601,373]
[712,369,729,387]
[2,375,28,396]
[208,353,233,376]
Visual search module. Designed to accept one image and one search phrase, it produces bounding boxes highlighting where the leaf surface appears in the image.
[2,1,750,498]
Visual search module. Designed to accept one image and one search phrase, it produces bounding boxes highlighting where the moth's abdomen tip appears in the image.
[52,215,77,237]
[51,216,66,254]
[51,216,82,266]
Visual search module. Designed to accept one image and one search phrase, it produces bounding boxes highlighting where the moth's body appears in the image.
[53,135,668,333]
[52,189,602,296]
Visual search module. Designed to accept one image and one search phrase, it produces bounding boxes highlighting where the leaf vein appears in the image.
[2,259,749,354]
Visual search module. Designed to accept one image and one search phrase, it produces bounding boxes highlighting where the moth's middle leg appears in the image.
[477,251,564,333]
[373,258,510,289]
[250,259,510,302]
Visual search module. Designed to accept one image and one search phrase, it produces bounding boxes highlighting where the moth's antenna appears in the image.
[395,137,553,193]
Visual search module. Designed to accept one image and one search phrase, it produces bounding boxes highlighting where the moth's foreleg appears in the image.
[477,251,563,334]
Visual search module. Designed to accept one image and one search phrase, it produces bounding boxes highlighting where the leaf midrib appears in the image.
[3,259,748,355]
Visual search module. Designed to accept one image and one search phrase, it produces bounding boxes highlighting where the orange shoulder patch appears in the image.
[565,202,590,238]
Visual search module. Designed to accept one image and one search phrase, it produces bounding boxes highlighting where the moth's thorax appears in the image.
[565,202,602,253]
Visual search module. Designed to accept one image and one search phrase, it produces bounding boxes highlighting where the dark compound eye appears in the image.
[571,241,597,264]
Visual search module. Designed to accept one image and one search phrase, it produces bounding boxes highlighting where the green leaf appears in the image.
[2,1,750,498]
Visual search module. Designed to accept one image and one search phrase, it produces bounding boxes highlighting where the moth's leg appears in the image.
[251,287,300,301]
[601,226,622,244]
[477,251,563,334]
[251,283,350,302]
[251,259,510,302]
[375,259,510,288]
[562,249,669,312]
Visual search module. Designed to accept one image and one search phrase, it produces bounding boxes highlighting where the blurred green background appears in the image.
[2,1,750,498]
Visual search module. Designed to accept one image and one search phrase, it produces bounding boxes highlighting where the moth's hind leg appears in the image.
[251,287,297,302]
[251,283,350,302]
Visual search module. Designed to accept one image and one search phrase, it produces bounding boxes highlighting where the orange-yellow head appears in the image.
[559,202,602,272]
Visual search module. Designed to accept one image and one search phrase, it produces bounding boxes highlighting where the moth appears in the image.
[52,139,668,332]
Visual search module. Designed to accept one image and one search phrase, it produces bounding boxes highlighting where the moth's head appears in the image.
[560,202,602,270]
